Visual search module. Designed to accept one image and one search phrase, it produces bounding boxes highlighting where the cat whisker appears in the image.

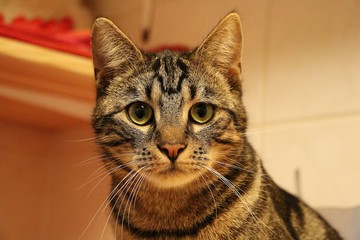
[214,154,271,182]
[76,151,134,167]
[103,170,143,240]
[100,169,139,240]
[77,164,117,192]
[122,171,146,239]
[109,168,144,240]
[210,160,255,174]
[64,137,98,143]
[203,165,274,237]
[65,134,116,143]
[212,153,253,168]
[199,172,218,218]
[74,154,106,167]
[84,161,114,182]
[79,161,136,196]
[79,169,135,240]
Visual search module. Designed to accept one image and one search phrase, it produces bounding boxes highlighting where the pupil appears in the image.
[196,105,207,118]
[135,105,147,119]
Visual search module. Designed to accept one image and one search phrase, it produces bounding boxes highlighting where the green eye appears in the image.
[190,103,214,124]
[127,102,153,125]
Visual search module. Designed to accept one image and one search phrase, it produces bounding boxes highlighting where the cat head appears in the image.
[91,13,248,188]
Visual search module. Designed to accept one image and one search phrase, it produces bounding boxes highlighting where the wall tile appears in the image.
[264,1,360,122]
[262,115,360,207]
[0,123,51,239]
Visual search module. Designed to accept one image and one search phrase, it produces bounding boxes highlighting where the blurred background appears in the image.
[0,0,359,239]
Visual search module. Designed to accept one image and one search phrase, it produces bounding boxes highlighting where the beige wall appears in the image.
[0,123,51,239]
[0,0,359,239]
[43,126,113,240]
[0,123,114,239]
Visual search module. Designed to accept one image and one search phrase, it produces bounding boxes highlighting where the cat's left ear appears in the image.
[195,12,243,89]
[91,17,143,84]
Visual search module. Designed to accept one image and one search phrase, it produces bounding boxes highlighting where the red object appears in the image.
[0,15,190,58]
[0,15,91,58]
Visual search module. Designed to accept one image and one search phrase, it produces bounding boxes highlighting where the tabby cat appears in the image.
[91,12,342,240]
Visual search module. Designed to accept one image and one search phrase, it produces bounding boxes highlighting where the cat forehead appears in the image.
[104,51,232,111]
[150,52,189,75]
[145,53,225,101]
[148,53,188,91]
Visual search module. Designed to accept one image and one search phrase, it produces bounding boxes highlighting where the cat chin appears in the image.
[145,173,200,189]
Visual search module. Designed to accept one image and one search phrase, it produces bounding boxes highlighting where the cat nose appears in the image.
[158,144,186,162]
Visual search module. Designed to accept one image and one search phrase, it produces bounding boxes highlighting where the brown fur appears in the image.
[91,13,342,240]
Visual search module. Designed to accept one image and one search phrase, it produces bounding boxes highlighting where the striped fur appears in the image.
[91,13,342,239]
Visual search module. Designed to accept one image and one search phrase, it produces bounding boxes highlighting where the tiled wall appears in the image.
[250,1,360,208]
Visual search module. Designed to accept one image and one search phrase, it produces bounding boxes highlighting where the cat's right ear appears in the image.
[194,13,243,90]
[91,17,143,84]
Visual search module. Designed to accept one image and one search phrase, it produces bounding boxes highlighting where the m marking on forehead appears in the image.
[148,56,191,99]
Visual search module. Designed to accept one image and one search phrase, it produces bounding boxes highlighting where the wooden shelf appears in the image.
[0,37,95,130]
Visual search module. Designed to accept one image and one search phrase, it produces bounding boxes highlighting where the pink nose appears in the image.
[158,144,186,162]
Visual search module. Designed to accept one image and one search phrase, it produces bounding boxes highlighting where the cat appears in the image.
[91,12,342,240]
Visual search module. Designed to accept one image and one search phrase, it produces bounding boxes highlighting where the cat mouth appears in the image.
[159,164,185,175]
[146,165,200,188]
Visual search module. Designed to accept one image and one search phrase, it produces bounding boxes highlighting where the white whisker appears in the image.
[202,165,274,236]
[100,170,140,240]
[79,169,135,240]
[199,173,218,218]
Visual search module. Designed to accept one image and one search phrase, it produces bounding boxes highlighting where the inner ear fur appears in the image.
[91,17,143,83]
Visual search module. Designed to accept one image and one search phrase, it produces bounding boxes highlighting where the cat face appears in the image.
[91,13,247,188]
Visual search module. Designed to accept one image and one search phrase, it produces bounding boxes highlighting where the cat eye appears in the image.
[190,103,214,124]
[127,102,153,126]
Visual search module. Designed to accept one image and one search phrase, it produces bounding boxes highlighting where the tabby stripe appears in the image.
[214,137,235,144]
[145,85,152,100]
[176,58,189,92]
[109,183,134,207]
[176,58,189,75]
[176,73,187,92]
[97,114,136,142]
[96,75,112,98]
[220,107,247,131]
[151,58,161,72]
[109,127,134,142]
[163,57,170,75]
[155,74,165,92]
[166,87,177,95]
[93,112,119,133]
[112,175,256,238]
[227,181,268,239]
[155,73,178,95]
[277,189,304,239]
[100,139,130,147]
[189,84,197,100]
[112,149,257,238]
